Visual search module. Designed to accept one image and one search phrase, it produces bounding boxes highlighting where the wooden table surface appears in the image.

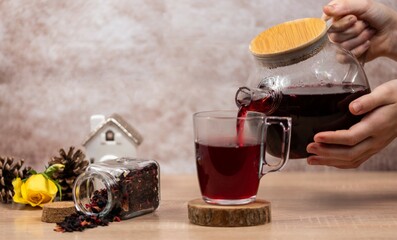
[1,172,397,240]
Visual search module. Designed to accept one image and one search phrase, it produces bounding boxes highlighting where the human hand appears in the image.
[306,80,397,168]
[323,0,397,61]
[325,14,375,62]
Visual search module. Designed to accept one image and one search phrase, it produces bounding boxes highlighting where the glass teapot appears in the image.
[235,18,370,159]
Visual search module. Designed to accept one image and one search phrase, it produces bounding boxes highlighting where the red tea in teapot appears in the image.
[238,83,370,158]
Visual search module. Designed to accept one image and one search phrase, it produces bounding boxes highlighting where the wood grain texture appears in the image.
[250,18,326,55]
[0,1,396,173]
[188,198,270,227]
[1,172,397,240]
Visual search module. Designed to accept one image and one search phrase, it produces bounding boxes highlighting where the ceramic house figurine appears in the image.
[82,114,143,163]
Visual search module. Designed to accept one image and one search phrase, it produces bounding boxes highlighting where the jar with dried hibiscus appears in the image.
[72,158,160,220]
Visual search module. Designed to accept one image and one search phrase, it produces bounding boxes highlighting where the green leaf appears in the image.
[44,164,65,179]
[49,178,63,201]
[41,173,50,180]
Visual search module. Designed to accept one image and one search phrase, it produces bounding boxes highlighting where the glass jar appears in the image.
[235,18,370,159]
[73,158,160,220]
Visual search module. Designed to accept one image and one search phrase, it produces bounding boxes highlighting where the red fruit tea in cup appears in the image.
[195,138,261,202]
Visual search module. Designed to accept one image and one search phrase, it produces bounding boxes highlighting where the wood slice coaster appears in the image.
[41,201,76,223]
[188,198,271,227]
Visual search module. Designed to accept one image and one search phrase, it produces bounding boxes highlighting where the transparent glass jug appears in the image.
[235,18,370,159]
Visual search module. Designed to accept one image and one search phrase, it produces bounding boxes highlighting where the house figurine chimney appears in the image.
[83,114,143,164]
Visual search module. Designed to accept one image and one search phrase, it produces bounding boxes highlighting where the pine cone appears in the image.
[0,156,32,204]
[48,147,89,200]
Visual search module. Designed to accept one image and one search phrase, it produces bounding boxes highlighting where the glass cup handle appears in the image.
[259,116,292,176]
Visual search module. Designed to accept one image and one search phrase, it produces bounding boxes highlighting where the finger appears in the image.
[338,27,376,50]
[312,119,373,146]
[307,155,368,169]
[306,137,372,161]
[328,15,357,33]
[321,13,331,21]
[323,0,369,18]
[350,82,397,115]
[323,2,340,17]
[349,40,370,59]
[328,20,369,42]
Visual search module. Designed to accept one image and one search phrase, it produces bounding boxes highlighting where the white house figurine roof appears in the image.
[82,114,143,146]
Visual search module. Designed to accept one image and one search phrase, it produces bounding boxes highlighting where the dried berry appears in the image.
[54,212,113,232]
[55,158,160,233]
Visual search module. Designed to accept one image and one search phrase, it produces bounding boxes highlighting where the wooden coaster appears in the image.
[188,198,271,227]
[41,201,76,223]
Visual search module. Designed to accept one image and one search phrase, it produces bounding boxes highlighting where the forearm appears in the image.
[384,6,397,61]
[371,1,397,60]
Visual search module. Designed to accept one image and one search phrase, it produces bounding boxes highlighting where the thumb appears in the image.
[350,83,395,115]
[323,1,344,18]
[323,0,367,18]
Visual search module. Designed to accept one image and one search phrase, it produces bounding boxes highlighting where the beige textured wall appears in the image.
[1,0,396,173]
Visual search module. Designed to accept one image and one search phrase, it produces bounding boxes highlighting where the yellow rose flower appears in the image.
[12,174,58,207]
[12,177,28,205]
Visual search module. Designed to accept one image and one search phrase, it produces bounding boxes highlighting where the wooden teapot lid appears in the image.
[250,18,328,67]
